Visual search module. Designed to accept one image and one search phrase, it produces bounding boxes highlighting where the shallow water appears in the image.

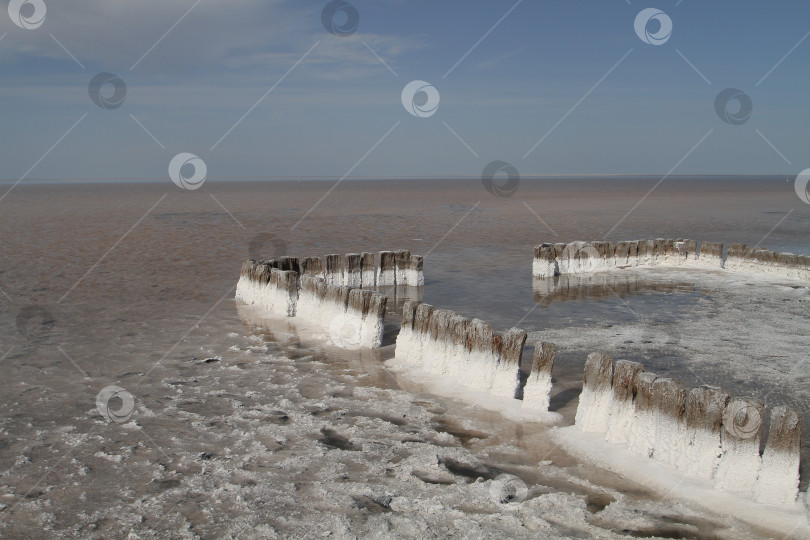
[0,178,808,538]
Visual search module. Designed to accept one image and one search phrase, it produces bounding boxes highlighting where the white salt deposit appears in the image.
[360,252,376,288]
[393,304,526,403]
[574,352,613,434]
[553,426,810,539]
[676,387,728,481]
[531,258,556,279]
[532,238,809,283]
[489,328,526,399]
[754,406,802,506]
[521,342,555,412]
[376,251,397,286]
[627,372,659,459]
[714,398,764,496]
[651,378,687,468]
[235,268,298,317]
[605,361,643,445]
[679,428,724,481]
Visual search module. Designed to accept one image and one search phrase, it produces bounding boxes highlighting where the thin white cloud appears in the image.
[0,0,422,82]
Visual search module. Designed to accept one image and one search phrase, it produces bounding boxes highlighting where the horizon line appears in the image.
[0,173,795,183]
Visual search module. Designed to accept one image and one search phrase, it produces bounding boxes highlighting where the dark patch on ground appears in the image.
[318,428,359,451]
[432,418,490,444]
[439,457,499,481]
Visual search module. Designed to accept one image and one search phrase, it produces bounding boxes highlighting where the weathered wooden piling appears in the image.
[377,251,397,286]
[677,386,730,480]
[574,352,614,434]
[301,256,324,277]
[490,328,527,399]
[627,372,659,458]
[714,397,764,495]
[360,252,375,287]
[522,342,556,411]
[606,360,644,444]
[344,253,362,287]
[754,406,802,505]
[325,254,343,285]
[651,378,687,467]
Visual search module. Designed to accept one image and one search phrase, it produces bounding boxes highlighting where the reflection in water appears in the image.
[532,273,698,306]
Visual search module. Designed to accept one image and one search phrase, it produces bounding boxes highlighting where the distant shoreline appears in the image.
[0,174,794,185]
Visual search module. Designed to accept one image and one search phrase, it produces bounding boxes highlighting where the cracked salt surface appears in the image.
[1,296,799,538]
[3,179,810,538]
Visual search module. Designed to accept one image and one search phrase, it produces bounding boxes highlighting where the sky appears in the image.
[0,0,808,180]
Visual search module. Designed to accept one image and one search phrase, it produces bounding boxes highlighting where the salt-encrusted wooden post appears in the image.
[677,386,729,480]
[377,251,397,285]
[296,274,323,320]
[606,360,644,444]
[446,314,470,379]
[714,397,764,495]
[360,252,375,287]
[522,342,556,411]
[325,254,342,285]
[408,255,424,286]
[651,378,687,467]
[343,287,386,349]
[574,352,614,434]
[614,241,631,267]
[395,300,420,364]
[651,239,667,265]
[393,250,411,285]
[343,288,370,347]
[491,328,527,399]
[427,309,454,375]
[344,253,362,287]
[271,269,299,317]
[464,319,497,391]
[364,293,387,349]
[533,244,557,278]
[410,303,434,367]
[627,372,659,458]
[627,241,639,267]
[277,256,300,273]
[680,239,698,264]
[235,259,257,303]
[301,256,324,278]
[698,241,724,268]
[754,406,802,505]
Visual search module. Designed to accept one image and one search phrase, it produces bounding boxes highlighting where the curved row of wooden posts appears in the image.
[235,241,807,507]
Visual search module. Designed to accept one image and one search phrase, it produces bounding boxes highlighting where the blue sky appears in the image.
[1,0,808,180]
